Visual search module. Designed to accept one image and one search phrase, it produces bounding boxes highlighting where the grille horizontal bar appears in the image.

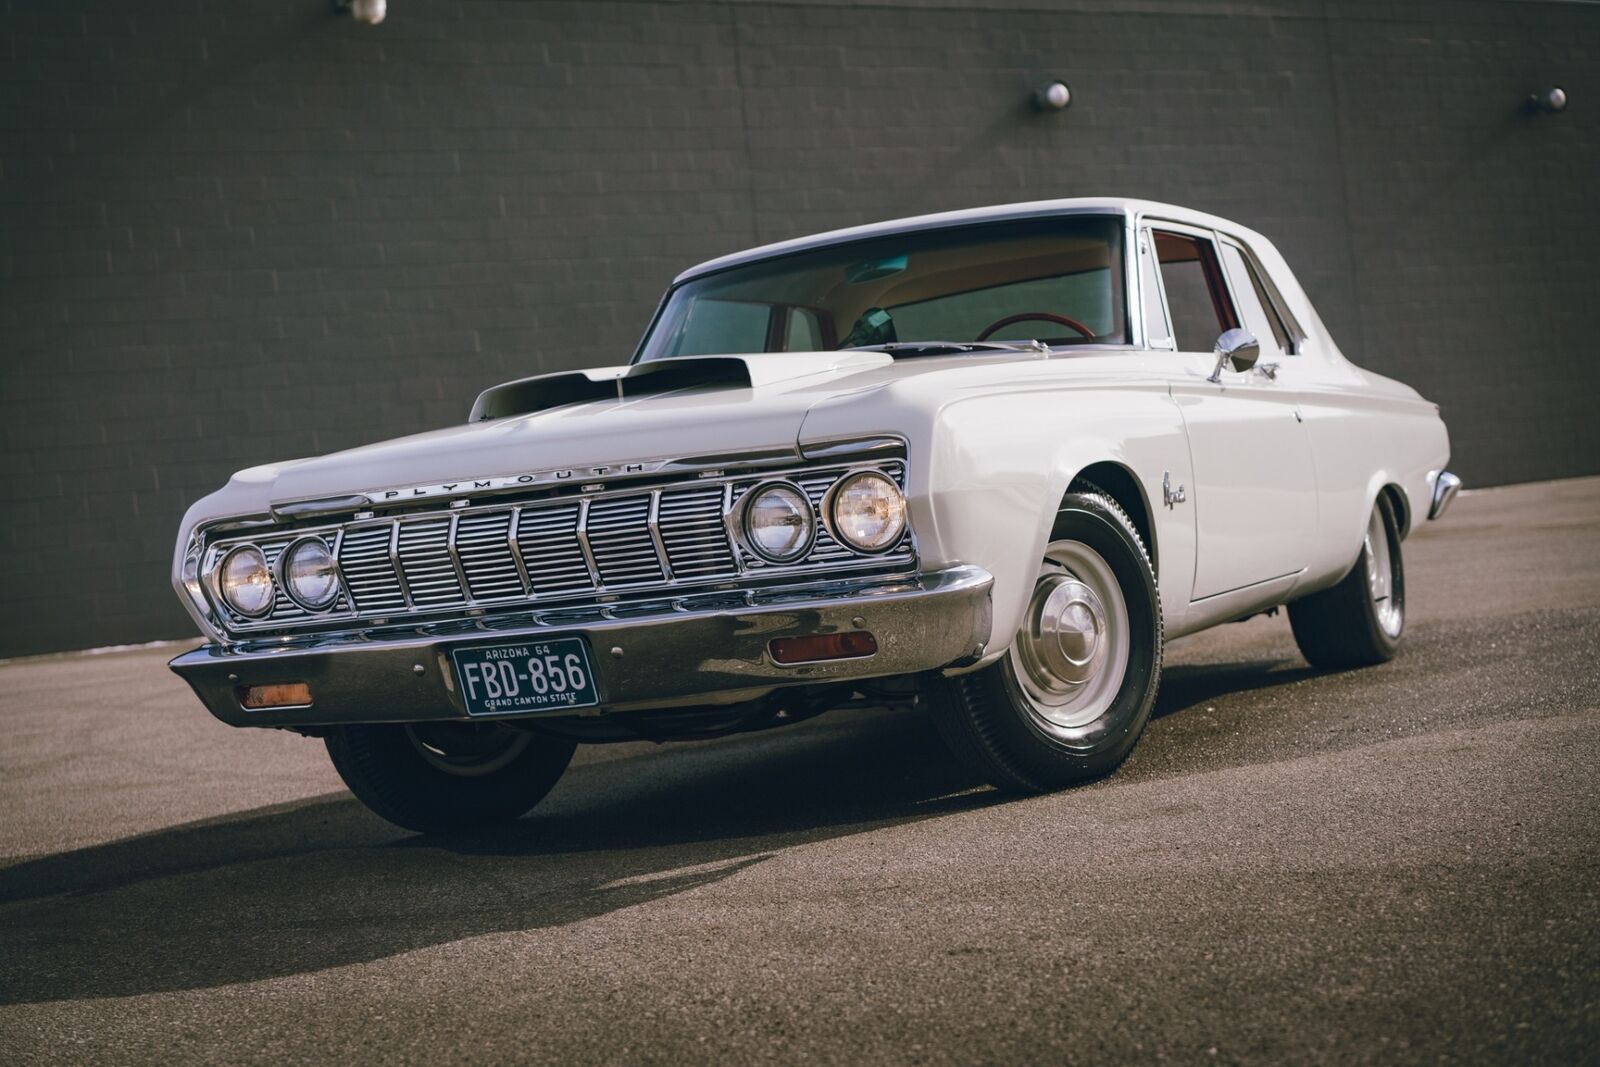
[211,461,911,633]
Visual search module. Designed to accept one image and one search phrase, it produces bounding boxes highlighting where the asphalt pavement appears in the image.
[1,477,1596,1065]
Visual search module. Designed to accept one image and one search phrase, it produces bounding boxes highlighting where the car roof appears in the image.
[672,198,1251,284]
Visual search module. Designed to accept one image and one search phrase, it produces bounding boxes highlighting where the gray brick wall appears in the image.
[2,0,1596,656]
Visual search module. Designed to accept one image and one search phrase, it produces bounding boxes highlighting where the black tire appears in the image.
[325,721,576,834]
[1289,493,1405,669]
[927,485,1163,793]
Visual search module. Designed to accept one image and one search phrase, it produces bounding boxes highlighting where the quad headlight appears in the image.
[217,544,274,618]
[828,470,907,552]
[742,481,814,563]
[281,537,339,610]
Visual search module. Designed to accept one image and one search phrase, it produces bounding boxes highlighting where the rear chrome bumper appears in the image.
[169,565,994,729]
[1429,470,1462,520]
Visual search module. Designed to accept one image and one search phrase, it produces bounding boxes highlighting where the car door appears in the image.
[1140,220,1319,601]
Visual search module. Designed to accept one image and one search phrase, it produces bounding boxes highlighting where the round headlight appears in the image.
[282,537,339,610]
[218,545,274,618]
[830,471,907,552]
[743,482,814,562]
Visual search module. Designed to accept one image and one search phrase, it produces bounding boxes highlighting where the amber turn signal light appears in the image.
[237,682,313,709]
[768,631,878,665]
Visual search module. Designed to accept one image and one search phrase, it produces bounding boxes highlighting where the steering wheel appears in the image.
[975,312,1095,342]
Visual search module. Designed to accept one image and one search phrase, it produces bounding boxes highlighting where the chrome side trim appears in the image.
[277,447,808,519]
[798,435,907,462]
[1429,470,1462,520]
[271,495,373,521]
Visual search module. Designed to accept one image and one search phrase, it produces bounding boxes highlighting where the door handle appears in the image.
[1253,362,1279,380]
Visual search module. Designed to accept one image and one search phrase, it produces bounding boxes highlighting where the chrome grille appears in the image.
[515,503,591,595]
[585,495,664,587]
[454,510,522,601]
[657,485,738,578]
[206,460,912,634]
[337,524,405,613]
[396,517,461,607]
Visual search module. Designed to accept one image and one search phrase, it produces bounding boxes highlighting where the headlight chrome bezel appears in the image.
[216,543,275,619]
[738,479,817,564]
[278,536,341,611]
[825,469,908,554]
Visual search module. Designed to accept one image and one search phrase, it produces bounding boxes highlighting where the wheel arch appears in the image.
[1067,460,1158,575]
[1379,481,1411,540]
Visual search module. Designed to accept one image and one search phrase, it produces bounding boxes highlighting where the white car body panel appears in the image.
[174,198,1451,682]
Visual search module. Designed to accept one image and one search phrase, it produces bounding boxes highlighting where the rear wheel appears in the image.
[927,487,1163,792]
[325,721,576,834]
[1289,493,1405,669]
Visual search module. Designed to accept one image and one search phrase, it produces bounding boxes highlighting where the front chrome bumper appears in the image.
[169,565,994,729]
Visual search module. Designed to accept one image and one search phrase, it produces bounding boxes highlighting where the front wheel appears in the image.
[325,721,576,834]
[1288,493,1405,669]
[927,487,1164,793]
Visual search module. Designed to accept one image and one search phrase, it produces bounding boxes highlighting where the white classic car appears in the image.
[171,198,1458,833]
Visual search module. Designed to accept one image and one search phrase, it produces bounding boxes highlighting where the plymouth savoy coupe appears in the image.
[170,199,1458,833]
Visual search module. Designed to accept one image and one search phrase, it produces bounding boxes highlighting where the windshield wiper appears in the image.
[845,340,1046,358]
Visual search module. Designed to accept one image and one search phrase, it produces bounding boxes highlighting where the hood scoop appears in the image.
[468,357,752,422]
[467,351,895,422]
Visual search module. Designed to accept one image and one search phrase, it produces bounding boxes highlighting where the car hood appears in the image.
[194,351,900,521]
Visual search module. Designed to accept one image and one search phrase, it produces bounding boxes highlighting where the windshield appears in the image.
[634,215,1127,362]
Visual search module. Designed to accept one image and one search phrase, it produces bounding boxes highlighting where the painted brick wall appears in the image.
[2,0,1596,655]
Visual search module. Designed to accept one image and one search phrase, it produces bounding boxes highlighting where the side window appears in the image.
[1153,231,1237,352]
[1219,242,1290,357]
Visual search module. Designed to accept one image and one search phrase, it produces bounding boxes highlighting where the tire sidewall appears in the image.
[987,496,1162,771]
[326,723,575,834]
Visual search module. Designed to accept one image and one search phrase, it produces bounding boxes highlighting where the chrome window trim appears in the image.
[1215,234,1304,355]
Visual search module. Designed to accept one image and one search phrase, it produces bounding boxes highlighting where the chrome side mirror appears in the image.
[1207,327,1260,382]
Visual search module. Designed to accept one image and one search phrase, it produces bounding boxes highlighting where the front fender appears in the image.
[800,374,1195,663]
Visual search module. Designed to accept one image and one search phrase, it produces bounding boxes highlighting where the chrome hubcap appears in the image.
[1365,507,1403,638]
[1010,541,1130,730]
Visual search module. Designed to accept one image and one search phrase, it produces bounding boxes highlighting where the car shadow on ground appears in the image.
[0,656,1336,1005]
[0,708,999,1004]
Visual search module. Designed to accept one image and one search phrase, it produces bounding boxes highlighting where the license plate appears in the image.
[449,637,600,717]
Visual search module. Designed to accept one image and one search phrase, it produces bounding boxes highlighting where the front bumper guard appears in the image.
[169,565,994,729]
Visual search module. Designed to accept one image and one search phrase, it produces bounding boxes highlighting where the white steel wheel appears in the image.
[1009,541,1132,732]
[927,485,1163,794]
